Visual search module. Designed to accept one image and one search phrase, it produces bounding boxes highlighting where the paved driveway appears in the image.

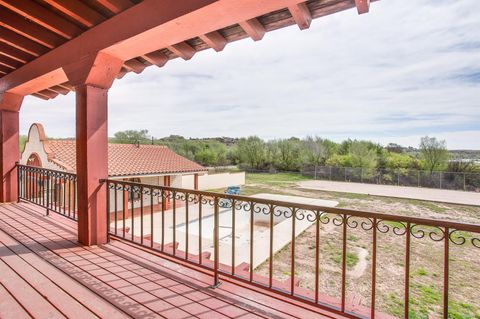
[298,180,480,206]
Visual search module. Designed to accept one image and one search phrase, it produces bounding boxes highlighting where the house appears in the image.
[21,123,208,212]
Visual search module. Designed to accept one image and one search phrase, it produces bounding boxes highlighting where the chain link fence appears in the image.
[299,166,480,192]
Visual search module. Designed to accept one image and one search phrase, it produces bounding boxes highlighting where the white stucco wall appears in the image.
[20,124,64,171]
[198,172,245,191]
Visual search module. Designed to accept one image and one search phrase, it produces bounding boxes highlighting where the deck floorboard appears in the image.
[0,202,344,319]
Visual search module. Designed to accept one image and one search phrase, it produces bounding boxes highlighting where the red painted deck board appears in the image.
[0,202,347,319]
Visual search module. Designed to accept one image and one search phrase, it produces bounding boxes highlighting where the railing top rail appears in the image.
[103,178,480,233]
[17,163,77,178]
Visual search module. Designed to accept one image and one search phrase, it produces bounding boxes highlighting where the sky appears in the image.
[19,0,480,149]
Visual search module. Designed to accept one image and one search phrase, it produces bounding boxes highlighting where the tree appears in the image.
[349,141,378,169]
[419,136,449,173]
[303,136,337,166]
[237,136,265,169]
[112,130,150,144]
[277,138,302,171]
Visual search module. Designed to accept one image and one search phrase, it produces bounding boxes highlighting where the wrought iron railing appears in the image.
[17,164,77,220]
[104,178,480,319]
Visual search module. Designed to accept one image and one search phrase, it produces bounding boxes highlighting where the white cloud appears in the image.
[20,0,480,149]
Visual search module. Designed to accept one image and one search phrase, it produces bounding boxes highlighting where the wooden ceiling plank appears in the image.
[169,42,196,60]
[0,41,35,63]
[199,31,227,52]
[0,54,23,69]
[123,59,146,74]
[0,27,49,56]
[43,0,106,27]
[239,18,265,41]
[95,0,133,14]
[0,9,65,48]
[50,85,70,95]
[142,51,168,67]
[0,0,82,39]
[355,0,370,14]
[288,3,312,30]
[0,64,13,74]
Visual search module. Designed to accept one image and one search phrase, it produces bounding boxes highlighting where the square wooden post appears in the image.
[0,93,23,203]
[64,52,123,245]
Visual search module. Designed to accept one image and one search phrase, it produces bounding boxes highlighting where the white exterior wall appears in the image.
[181,174,195,189]
[198,172,245,191]
[20,124,65,171]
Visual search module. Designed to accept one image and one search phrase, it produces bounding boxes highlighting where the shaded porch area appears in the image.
[0,202,344,319]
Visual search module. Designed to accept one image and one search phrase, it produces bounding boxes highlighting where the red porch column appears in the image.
[64,52,123,245]
[163,175,170,210]
[0,93,23,203]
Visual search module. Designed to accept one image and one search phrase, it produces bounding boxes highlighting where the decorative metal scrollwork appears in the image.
[410,224,445,241]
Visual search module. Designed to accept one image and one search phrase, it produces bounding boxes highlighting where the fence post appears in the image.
[417,171,420,187]
[344,167,347,182]
[314,165,318,180]
[211,196,221,288]
[360,168,363,183]
[397,171,400,186]
[329,166,332,180]
[439,172,442,189]
[463,173,466,191]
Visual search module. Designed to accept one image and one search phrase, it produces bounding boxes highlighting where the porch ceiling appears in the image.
[0,0,373,100]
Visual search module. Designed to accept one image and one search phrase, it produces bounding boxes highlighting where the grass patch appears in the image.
[246,172,311,187]
[331,251,359,268]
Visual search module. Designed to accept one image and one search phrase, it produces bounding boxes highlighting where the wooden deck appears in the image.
[0,202,346,319]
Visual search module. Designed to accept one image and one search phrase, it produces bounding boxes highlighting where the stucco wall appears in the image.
[198,172,245,190]
[20,124,63,171]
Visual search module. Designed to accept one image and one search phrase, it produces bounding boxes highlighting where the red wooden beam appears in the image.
[116,67,129,79]
[355,0,370,14]
[0,42,36,63]
[38,89,58,99]
[169,42,196,60]
[239,18,265,41]
[142,51,168,67]
[49,85,70,95]
[288,3,311,30]
[0,65,12,74]
[31,92,50,100]
[0,27,49,56]
[95,0,133,14]
[43,0,105,27]
[123,59,146,74]
[200,31,227,52]
[0,9,65,48]
[58,82,75,91]
[0,0,83,39]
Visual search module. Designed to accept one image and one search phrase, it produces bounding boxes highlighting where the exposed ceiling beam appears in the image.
[199,31,227,52]
[38,88,58,99]
[31,92,50,100]
[0,27,49,56]
[355,0,370,14]
[0,0,83,39]
[124,59,146,74]
[239,18,265,41]
[0,64,12,74]
[169,42,196,60]
[116,67,129,79]
[95,0,133,14]
[49,85,70,95]
[0,41,35,63]
[142,51,168,67]
[58,82,75,91]
[0,9,65,48]
[43,0,105,27]
[288,3,312,30]
[0,54,23,69]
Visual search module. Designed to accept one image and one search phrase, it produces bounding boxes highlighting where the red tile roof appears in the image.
[46,140,206,177]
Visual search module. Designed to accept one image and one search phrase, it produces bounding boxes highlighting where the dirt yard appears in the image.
[244,173,480,319]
